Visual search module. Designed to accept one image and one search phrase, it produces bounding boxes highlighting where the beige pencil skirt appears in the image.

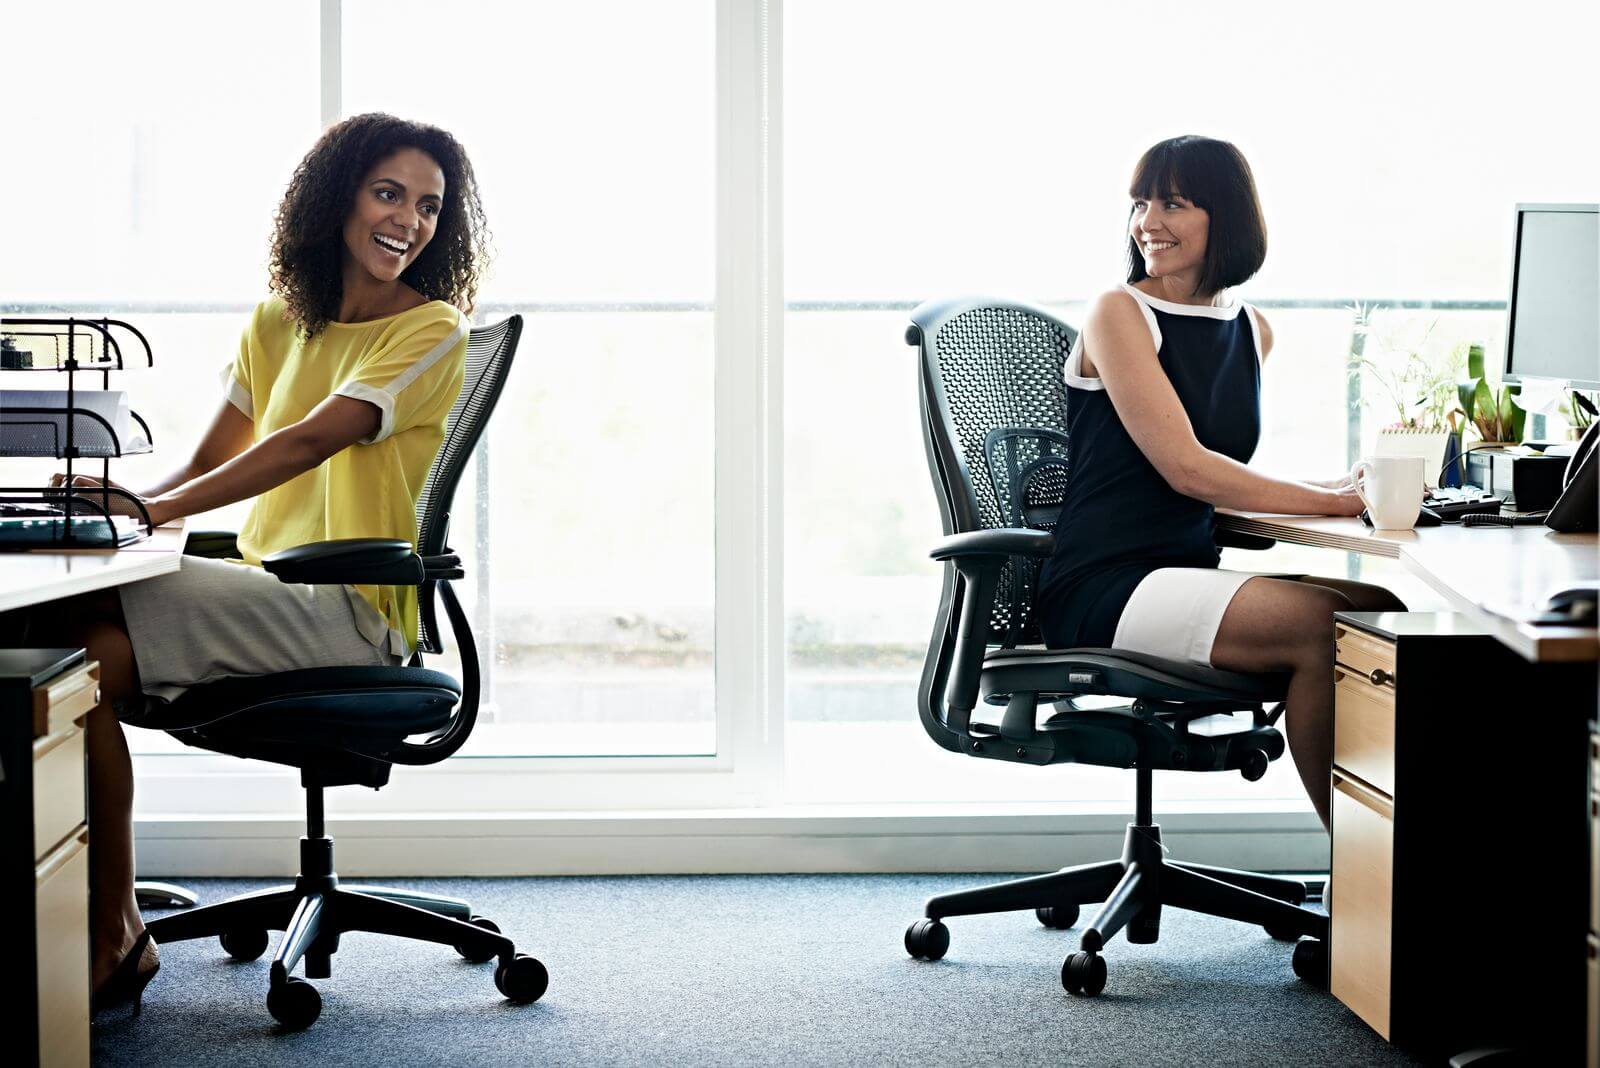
[117,555,397,709]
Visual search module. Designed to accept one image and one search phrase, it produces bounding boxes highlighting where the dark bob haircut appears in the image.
[269,112,492,338]
[1126,135,1266,298]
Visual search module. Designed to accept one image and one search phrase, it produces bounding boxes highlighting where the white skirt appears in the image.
[117,555,396,707]
[1111,568,1294,667]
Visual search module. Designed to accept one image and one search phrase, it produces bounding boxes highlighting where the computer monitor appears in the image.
[1503,202,1599,390]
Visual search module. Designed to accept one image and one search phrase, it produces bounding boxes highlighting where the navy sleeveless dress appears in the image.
[1036,283,1264,650]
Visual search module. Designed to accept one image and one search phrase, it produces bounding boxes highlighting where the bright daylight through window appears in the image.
[3,0,1595,818]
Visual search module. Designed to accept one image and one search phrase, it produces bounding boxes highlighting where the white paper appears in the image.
[0,388,149,455]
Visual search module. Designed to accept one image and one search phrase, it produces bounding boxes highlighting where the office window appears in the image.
[781,0,1599,805]
[1,2,322,758]
[344,0,717,758]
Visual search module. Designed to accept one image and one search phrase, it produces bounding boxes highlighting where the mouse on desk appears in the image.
[1358,506,1442,528]
[1532,584,1599,627]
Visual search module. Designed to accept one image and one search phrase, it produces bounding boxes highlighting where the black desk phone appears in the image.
[1543,420,1599,532]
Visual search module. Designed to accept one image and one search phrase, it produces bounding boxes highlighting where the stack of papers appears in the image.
[0,389,151,456]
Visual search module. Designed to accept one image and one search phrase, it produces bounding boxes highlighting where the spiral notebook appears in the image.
[1375,427,1450,489]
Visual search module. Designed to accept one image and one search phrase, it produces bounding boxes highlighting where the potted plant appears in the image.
[1348,308,1468,485]
[1455,343,1526,446]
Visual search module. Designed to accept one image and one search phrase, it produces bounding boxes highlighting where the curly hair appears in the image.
[268,112,491,338]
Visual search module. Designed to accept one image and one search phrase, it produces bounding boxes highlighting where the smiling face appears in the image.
[1129,192,1210,282]
[340,146,446,285]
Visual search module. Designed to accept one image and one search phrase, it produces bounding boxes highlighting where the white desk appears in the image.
[0,520,188,615]
[1216,511,1599,663]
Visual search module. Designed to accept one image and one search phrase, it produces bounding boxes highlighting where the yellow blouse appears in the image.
[223,297,469,656]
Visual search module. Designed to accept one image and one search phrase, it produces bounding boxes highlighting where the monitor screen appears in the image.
[1505,203,1599,390]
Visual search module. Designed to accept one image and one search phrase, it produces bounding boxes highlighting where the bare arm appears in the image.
[145,399,256,497]
[143,396,381,525]
[1085,290,1362,516]
[52,398,256,503]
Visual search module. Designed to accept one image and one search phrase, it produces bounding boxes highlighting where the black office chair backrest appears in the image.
[907,298,1077,648]
[414,313,523,655]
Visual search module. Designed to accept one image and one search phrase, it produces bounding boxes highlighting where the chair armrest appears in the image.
[930,528,1055,562]
[262,538,426,586]
[184,530,240,559]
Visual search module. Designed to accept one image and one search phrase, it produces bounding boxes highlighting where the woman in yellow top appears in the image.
[37,112,490,1013]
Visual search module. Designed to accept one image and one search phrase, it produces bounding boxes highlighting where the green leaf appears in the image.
[1456,379,1479,419]
[1474,379,1494,423]
[1467,343,1486,380]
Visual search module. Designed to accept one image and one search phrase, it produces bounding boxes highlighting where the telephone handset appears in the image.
[1544,419,1600,532]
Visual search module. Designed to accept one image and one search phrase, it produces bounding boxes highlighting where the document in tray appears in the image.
[0,513,145,548]
[0,388,150,455]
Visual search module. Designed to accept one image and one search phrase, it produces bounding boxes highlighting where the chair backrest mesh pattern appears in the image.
[920,302,1076,647]
[414,314,522,654]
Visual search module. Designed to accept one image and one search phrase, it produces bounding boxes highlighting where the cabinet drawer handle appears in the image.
[1368,668,1393,687]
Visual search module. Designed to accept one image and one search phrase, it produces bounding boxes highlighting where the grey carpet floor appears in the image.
[93,874,1419,1067]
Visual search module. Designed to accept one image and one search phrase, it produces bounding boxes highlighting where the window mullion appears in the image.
[715,0,785,804]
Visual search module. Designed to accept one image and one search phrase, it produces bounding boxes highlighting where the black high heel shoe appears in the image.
[93,931,159,1017]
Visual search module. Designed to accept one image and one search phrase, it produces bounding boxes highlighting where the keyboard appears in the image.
[1422,487,1503,520]
[0,502,65,518]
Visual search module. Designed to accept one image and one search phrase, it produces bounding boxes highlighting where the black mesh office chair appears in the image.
[136,315,544,1029]
[903,297,1329,997]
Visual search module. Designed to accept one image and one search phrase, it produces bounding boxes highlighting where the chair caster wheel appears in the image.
[267,976,322,1029]
[1264,922,1301,942]
[455,915,501,963]
[904,919,949,960]
[1061,951,1106,996]
[495,954,549,1003]
[1035,905,1079,930]
[1291,937,1328,988]
[220,928,270,961]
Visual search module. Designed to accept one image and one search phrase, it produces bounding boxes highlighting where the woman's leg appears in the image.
[1285,575,1409,614]
[1208,578,1355,830]
[29,590,157,989]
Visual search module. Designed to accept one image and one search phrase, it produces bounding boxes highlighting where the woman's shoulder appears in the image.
[1084,285,1149,333]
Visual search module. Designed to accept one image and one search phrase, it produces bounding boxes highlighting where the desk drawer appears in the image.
[1331,771,1395,1042]
[1589,936,1598,1068]
[1334,625,1397,689]
[1334,670,1396,799]
[33,727,85,864]
[32,661,98,740]
[36,829,90,1068]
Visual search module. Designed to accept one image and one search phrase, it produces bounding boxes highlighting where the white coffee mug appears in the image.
[1350,456,1426,530]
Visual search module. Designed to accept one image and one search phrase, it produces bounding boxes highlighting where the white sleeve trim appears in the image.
[333,312,467,445]
[220,362,253,419]
[1116,283,1164,354]
[1243,304,1265,364]
[1062,333,1106,391]
[337,382,394,445]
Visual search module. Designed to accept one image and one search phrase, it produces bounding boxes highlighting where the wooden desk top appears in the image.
[1217,511,1599,663]
[0,519,187,614]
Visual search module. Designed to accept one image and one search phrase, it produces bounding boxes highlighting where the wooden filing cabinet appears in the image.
[1329,613,1593,1062]
[3,650,98,1068]
[1589,728,1598,1068]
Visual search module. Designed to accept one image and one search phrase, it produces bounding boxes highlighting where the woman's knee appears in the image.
[1213,579,1346,671]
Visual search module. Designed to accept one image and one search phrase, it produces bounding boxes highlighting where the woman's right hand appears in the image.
[1327,483,1366,517]
[46,473,147,517]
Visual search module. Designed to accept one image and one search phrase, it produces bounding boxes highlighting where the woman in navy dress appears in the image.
[1035,136,1405,831]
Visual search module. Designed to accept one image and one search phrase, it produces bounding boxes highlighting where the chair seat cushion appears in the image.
[130,666,462,738]
[981,647,1290,705]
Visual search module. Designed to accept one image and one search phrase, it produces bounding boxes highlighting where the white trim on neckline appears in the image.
[1119,282,1243,320]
